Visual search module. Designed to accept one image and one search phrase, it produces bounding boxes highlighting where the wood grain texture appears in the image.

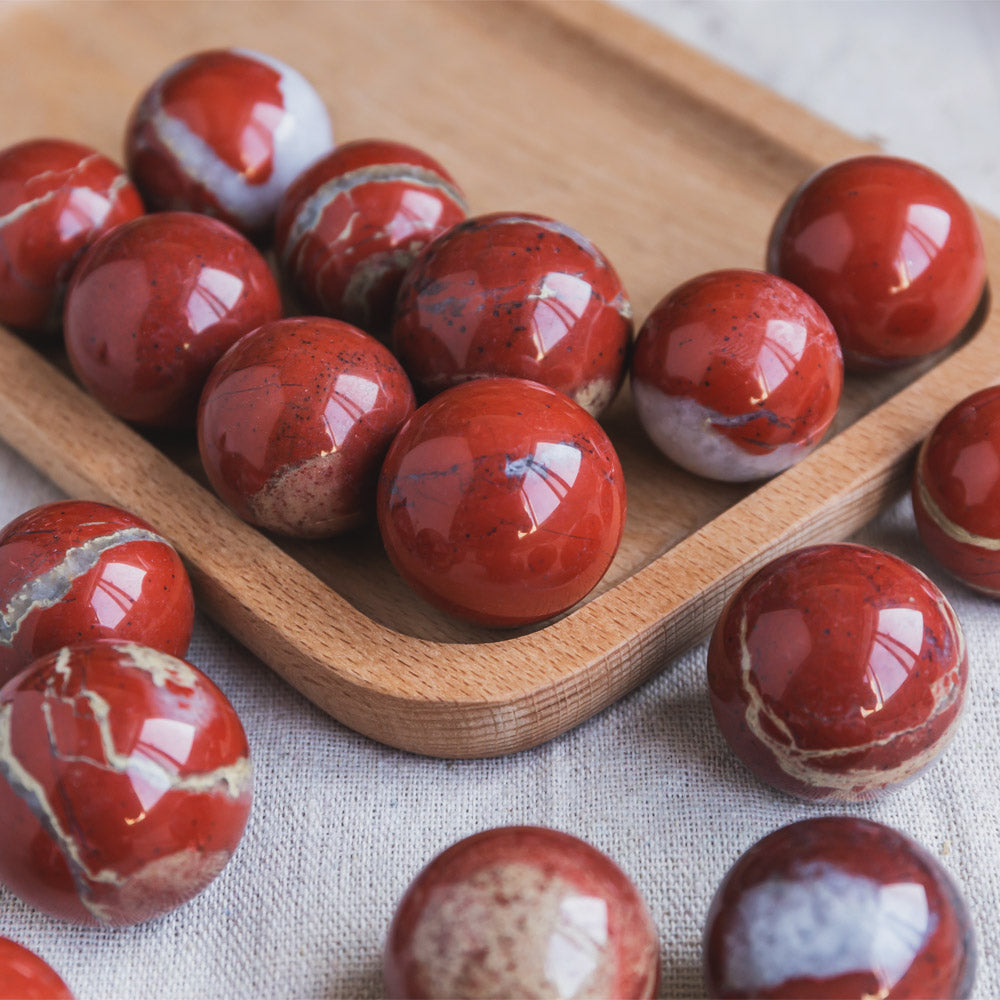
[0,0,996,757]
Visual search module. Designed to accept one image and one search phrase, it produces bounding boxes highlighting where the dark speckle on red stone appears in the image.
[630,269,842,482]
[376,377,625,627]
[384,826,659,1000]
[706,542,967,800]
[198,315,415,538]
[703,817,975,999]
[391,212,632,417]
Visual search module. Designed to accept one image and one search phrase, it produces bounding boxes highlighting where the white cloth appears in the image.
[2,2,998,997]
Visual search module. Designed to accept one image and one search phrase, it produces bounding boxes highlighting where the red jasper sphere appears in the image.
[125,47,333,238]
[631,269,843,482]
[198,316,415,538]
[377,378,626,627]
[707,543,967,801]
[63,211,282,428]
[767,155,987,370]
[0,641,253,926]
[391,212,633,416]
[384,826,660,1000]
[0,500,194,688]
[703,817,975,999]
[914,385,1000,595]
[0,138,144,337]
[274,138,467,339]
[0,939,74,1000]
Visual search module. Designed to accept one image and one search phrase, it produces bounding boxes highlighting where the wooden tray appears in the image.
[0,0,996,758]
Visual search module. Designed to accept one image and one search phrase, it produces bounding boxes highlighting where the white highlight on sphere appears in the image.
[722,862,933,994]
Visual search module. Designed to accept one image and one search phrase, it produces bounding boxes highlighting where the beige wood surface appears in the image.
[0,0,996,756]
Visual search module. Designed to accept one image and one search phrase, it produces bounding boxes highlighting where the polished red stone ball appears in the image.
[0,138,144,337]
[914,385,1000,596]
[391,212,632,416]
[198,316,416,538]
[0,500,194,688]
[631,269,843,482]
[767,155,986,370]
[707,543,967,800]
[703,817,975,999]
[384,826,660,1000]
[125,48,333,238]
[274,138,467,339]
[0,641,253,926]
[0,938,74,1000]
[63,211,282,428]
[377,377,626,627]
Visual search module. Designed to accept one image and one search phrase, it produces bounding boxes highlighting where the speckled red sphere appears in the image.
[914,385,1000,595]
[0,500,194,688]
[125,48,333,238]
[0,641,252,926]
[0,138,144,336]
[631,269,843,482]
[391,212,632,416]
[706,543,967,801]
[384,826,659,1000]
[768,155,987,370]
[63,211,282,427]
[0,939,74,1000]
[274,138,467,338]
[198,316,415,537]
[703,817,975,999]
[377,378,626,627]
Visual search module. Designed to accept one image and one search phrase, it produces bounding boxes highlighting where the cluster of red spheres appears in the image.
[676,148,988,998]
[634,154,986,482]
[1,44,644,629]
[0,499,252,945]
[0,38,991,1000]
[0,37,990,632]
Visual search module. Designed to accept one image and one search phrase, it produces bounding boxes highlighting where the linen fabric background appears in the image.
[1,1,999,997]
